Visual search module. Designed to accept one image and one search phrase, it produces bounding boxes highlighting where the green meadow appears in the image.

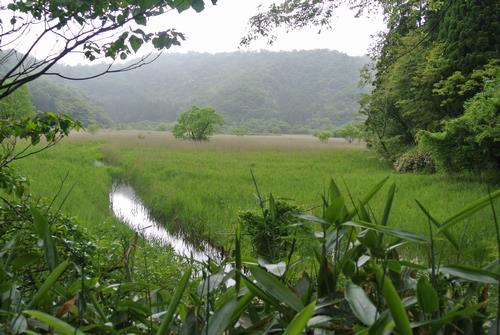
[13,130,498,264]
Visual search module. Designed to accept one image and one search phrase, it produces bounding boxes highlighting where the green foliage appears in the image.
[86,122,100,134]
[393,150,436,174]
[0,85,34,119]
[29,78,111,126]
[45,50,368,132]
[2,127,499,333]
[357,1,500,171]
[172,106,223,141]
[418,75,500,172]
[314,130,331,142]
[334,122,365,143]
[240,193,299,263]
[157,122,168,131]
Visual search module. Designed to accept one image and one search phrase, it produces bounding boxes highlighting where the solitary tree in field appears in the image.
[314,131,331,143]
[173,106,223,141]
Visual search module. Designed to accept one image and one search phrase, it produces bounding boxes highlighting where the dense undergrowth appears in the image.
[2,132,499,334]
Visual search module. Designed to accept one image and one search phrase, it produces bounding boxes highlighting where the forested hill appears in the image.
[45,50,369,132]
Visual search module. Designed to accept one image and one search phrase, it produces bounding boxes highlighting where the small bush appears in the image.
[314,131,331,143]
[394,150,436,173]
[239,194,298,262]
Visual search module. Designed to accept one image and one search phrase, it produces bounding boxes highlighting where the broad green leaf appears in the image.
[10,315,27,335]
[439,188,500,232]
[202,298,237,335]
[229,292,254,326]
[29,260,69,308]
[175,0,192,13]
[416,277,439,314]
[380,183,396,226]
[23,310,85,335]
[285,301,316,335]
[242,275,282,309]
[343,221,428,243]
[439,265,499,284]
[345,281,377,326]
[129,35,142,52]
[248,265,304,312]
[156,266,192,335]
[191,0,205,12]
[374,265,412,335]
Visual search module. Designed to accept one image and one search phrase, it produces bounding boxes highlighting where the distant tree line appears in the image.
[35,50,368,133]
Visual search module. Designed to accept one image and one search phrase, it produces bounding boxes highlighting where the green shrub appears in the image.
[394,150,436,173]
[314,130,331,143]
[418,75,500,172]
[239,194,298,262]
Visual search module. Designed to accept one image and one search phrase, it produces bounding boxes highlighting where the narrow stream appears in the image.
[109,183,223,263]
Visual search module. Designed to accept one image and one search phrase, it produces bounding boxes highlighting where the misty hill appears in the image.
[39,50,369,133]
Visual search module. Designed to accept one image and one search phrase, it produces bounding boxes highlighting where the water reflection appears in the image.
[109,183,222,263]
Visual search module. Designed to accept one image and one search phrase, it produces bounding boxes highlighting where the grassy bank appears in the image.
[96,131,498,262]
[12,137,180,283]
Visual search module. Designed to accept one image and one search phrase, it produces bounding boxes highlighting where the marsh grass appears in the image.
[92,131,499,262]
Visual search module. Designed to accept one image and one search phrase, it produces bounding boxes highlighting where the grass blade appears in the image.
[439,189,500,232]
[347,176,389,220]
[31,207,57,270]
[415,200,459,250]
[28,260,69,308]
[156,266,192,335]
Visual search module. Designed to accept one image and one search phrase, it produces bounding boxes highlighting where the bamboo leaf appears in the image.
[345,281,377,326]
[248,265,304,312]
[23,310,85,335]
[284,301,316,335]
[439,265,499,284]
[381,183,396,226]
[29,260,69,308]
[343,221,428,243]
[203,298,237,335]
[31,207,57,270]
[347,176,389,220]
[416,277,439,314]
[374,265,412,335]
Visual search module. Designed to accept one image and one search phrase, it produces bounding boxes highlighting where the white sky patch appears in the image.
[7,0,386,66]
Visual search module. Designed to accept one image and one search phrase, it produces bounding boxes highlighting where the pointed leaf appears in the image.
[23,310,84,335]
[345,281,377,326]
[249,265,304,312]
[285,301,316,335]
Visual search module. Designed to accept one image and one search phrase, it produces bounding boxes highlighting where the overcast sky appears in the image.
[13,0,386,65]
[152,0,386,56]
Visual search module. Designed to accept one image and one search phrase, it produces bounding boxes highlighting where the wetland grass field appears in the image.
[15,130,499,263]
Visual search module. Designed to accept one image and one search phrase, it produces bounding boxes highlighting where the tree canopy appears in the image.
[172,106,223,141]
[246,0,500,172]
[0,0,217,98]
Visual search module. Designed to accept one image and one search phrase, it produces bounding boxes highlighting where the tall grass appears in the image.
[96,131,499,261]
